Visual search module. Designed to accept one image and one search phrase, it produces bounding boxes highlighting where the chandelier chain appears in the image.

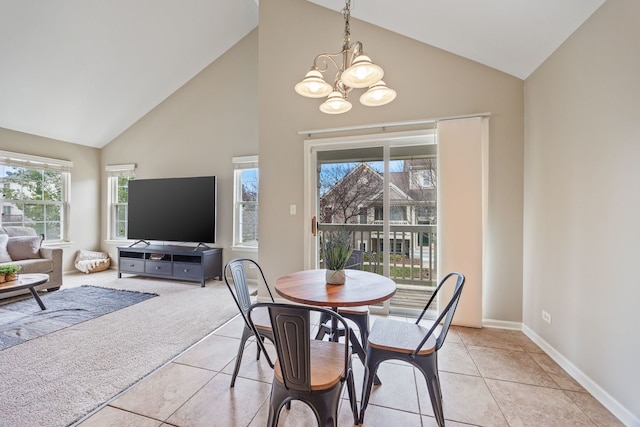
[294,0,396,113]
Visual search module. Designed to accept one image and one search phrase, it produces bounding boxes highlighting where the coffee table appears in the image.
[0,273,49,310]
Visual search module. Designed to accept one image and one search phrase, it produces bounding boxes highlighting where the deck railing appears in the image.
[318,223,437,290]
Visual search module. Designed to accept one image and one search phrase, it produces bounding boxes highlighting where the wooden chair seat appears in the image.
[274,340,349,390]
[368,318,437,355]
[360,272,465,426]
[250,306,273,332]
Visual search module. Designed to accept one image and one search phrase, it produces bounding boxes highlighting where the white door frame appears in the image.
[302,129,436,271]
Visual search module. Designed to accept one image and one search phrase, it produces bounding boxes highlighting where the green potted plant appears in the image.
[321,230,353,285]
[0,264,22,281]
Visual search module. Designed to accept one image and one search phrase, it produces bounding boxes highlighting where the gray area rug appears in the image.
[0,286,157,350]
[0,274,239,427]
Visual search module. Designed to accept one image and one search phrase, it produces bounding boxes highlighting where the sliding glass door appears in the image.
[304,130,437,315]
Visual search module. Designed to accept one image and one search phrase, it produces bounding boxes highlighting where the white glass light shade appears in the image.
[295,69,333,98]
[359,81,397,106]
[319,91,352,114]
[340,55,384,88]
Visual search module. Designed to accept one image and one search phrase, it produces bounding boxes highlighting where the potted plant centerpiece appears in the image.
[322,230,353,285]
[0,264,21,282]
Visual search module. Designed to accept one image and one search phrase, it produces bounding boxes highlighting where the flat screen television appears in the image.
[127,176,217,244]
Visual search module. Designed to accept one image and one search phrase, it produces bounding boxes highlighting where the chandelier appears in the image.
[294,0,396,114]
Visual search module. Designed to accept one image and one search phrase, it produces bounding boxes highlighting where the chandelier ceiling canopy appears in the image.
[294,0,396,115]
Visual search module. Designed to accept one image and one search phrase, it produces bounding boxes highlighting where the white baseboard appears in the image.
[482,318,522,330]
[521,324,639,427]
[481,319,638,426]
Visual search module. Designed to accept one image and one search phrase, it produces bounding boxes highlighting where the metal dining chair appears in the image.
[359,272,466,426]
[248,302,359,427]
[223,258,275,387]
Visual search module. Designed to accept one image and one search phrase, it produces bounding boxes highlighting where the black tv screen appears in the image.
[127,176,217,244]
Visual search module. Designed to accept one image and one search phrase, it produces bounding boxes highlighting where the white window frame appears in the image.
[0,150,72,243]
[106,164,135,242]
[232,156,259,251]
[410,168,435,189]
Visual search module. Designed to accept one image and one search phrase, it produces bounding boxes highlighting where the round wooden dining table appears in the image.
[274,269,396,309]
[274,268,396,380]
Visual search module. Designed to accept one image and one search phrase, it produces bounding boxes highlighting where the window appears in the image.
[410,168,435,189]
[106,164,135,240]
[390,206,407,222]
[416,206,436,224]
[232,156,259,249]
[0,150,72,242]
[358,206,368,224]
[374,205,407,222]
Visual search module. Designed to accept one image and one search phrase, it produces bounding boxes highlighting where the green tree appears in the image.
[1,166,63,238]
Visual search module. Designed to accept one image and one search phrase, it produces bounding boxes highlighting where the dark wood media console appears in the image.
[117,245,222,287]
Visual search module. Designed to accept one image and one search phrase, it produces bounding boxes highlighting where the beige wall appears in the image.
[259,0,524,323]
[0,127,101,272]
[3,0,635,421]
[524,0,640,422]
[100,29,259,264]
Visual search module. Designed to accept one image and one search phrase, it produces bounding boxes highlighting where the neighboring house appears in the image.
[389,158,437,225]
[320,161,436,225]
[320,163,384,225]
[320,160,436,254]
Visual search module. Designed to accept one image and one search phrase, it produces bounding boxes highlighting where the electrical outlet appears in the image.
[289,204,296,215]
[542,310,551,324]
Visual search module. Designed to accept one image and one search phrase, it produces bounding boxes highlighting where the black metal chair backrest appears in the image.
[413,272,465,355]
[345,249,379,273]
[224,258,274,321]
[224,259,277,383]
[271,304,312,392]
[249,302,351,392]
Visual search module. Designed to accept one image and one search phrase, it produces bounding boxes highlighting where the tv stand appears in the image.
[117,245,222,287]
[129,239,151,247]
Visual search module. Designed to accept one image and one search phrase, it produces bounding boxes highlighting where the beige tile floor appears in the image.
[76,313,623,427]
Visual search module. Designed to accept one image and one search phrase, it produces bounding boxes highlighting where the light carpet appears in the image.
[0,274,239,427]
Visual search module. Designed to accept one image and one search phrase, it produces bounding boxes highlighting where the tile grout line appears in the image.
[459,329,513,427]
[158,368,226,425]
[524,355,602,427]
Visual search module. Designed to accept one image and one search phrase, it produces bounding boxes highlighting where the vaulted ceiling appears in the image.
[0,0,605,148]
